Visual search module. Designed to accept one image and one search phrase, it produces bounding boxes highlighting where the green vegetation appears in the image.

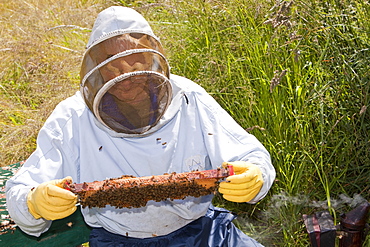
[1,0,369,246]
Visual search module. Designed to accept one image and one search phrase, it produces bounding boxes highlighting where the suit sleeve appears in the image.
[194,89,276,203]
[5,101,80,236]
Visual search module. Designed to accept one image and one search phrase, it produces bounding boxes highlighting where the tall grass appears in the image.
[1,0,369,246]
[139,0,370,245]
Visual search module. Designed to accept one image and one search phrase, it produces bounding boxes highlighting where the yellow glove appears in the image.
[218,161,263,203]
[27,177,78,220]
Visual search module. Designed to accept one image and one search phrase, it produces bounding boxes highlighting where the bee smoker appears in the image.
[303,201,370,247]
[338,201,370,247]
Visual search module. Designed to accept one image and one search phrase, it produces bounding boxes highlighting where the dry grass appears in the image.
[0,0,115,166]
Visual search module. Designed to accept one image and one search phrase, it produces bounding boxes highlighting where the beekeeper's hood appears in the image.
[80,6,171,137]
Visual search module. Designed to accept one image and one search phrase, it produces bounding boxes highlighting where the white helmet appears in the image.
[80,6,172,135]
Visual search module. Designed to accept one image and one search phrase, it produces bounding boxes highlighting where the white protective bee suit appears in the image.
[6,6,275,243]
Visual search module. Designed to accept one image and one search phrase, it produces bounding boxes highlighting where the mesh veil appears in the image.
[80,33,171,134]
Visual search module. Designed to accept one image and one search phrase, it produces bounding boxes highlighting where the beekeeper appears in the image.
[6,6,275,247]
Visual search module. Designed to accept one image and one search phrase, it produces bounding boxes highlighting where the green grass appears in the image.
[1,0,369,246]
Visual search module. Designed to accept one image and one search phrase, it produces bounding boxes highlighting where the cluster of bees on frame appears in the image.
[76,172,218,209]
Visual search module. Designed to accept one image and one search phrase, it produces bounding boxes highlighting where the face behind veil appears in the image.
[80,7,172,135]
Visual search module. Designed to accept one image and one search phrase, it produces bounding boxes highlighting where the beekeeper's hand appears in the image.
[27,177,77,220]
[218,161,263,203]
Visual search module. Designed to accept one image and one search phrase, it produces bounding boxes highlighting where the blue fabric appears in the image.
[89,205,264,247]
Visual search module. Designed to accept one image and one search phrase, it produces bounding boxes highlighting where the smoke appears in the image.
[269,191,368,210]
[310,193,368,209]
[234,192,368,246]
